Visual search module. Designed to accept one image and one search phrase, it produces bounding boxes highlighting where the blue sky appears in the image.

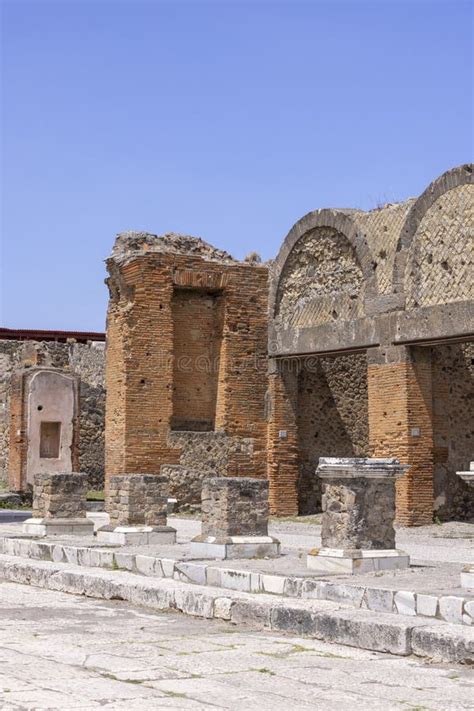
[1,0,472,331]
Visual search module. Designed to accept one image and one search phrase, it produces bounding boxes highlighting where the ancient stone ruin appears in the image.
[23,471,93,536]
[190,477,280,558]
[100,164,473,527]
[1,163,472,529]
[307,458,409,574]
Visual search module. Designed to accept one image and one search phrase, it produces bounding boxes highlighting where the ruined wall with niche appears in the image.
[0,340,105,489]
[297,353,369,514]
[432,341,474,520]
[105,232,268,506]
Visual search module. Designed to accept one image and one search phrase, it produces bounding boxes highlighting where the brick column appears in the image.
[266,359,299,516]
[367,345,434,525]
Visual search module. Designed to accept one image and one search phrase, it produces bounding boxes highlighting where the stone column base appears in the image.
[96,525,176,546]
[86,512,110,532]
[22,517,94,537]
[307,548,410,575]
[461,565,474,590]
[190,535,280,560]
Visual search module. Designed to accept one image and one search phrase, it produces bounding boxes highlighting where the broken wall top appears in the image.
[109,231,254,268]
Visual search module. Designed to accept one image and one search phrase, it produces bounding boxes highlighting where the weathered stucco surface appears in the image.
[0,340,105,488]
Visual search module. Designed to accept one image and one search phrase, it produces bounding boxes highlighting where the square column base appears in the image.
[461,565,474,590]
[307,548,410,575]
[22,517,94,537]
[96,525,176,546]
[190,535,280,560]
[86,512,110,532]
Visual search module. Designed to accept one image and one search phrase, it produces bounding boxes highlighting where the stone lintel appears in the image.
[317,457,408,480]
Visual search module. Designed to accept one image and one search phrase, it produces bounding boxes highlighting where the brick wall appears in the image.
[171,289,224,431]
[368,346,434,526]
[105,236,268,498]
[266,362,299,516]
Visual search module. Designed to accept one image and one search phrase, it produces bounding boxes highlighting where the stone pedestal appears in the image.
[307,458,409,574]
[97,474,176,545]
[190,477,280,559]
[457,463,474,590]
[23,472,93,537]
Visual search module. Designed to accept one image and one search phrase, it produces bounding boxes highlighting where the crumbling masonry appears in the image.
[8,165,466,525]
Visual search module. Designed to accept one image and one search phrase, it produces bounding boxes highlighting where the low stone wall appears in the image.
[164,431,255,511]
[0,340,105,489]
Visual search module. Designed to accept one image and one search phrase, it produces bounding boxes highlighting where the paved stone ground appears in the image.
[0,581,473,710]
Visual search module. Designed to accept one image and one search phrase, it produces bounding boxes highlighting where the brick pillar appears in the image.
[368,345,434,525]
[266,359,299,516]
[8,372,26,492]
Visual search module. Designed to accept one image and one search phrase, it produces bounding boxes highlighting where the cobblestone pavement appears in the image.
[0,581,473,710]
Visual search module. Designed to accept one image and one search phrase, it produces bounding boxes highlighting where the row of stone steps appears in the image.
[0,553,472,664]
[1,533,472,628]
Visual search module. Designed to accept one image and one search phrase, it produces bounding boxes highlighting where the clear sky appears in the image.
[1,0,472,331]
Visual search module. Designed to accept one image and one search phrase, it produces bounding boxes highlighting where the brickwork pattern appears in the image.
[107,474,168,526]
[368,348,434,526]
[201,477,269,537]
[266,366,299,516]
[355,200,415,295]
[275,227,365,328]
[171,289,224,431]
[105,239,268,504]
[404,185,474,309]
[32,472,88,519]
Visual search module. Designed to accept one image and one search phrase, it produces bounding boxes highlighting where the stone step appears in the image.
[0,534,473,629]
[0,553,472,664]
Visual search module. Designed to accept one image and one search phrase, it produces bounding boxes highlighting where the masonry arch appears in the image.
[393,164,473,308]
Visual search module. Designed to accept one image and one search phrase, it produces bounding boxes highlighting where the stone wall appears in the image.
[275,226,365,329]
[297,353,369,514]
[0,340,105,489]
[162,431,255,510]
[432,342,474,520]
